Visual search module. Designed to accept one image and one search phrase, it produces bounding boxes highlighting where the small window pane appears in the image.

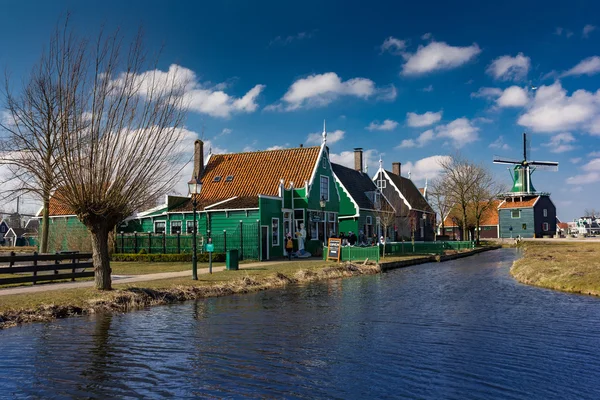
[213,176,221,182]
[511,210,520,219]
[186,220,196,234]
[522,223,527,230]
[320,176,329,201]
[171,220,182,234]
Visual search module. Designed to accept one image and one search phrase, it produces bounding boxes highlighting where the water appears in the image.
[1,249,600,399]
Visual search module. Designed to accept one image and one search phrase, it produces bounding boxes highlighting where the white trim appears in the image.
[374,168,412,210]
[319,174,330,202]
[204,207,259,213]
[308,144,325,190]
[272,217,280,246]
[307,145,341,202]
[170,220,182,234]
[35,206,44,218]
[137,202,168,218]
[332,172,360,218]
[338,215,358,220]
[258,194,283,201]
[204,196,239,210]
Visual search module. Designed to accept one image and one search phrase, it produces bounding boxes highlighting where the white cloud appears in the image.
[366,119,399,131]
[561,56,600,77]
[555,27,564,36]
[487,53,531,81]
[566,157,600,184]
[422,84,434,92]
[589,151,600,157]
[570,157,582,164]
[377,84,398,101]
[396,129,435,148]
[436,118,479,147]
[265,145,287,150]
[583,24,597,38]
[518,81,600,133]
[542,132,576,153]
[489,136,510,150]
[471,87,503,99]
[401,41,481,76]
[269,72,382,111]
[421,32,432,40]
[496,86,529,107]
[218,128,232,136]
[380,36,407,55]
[269,30,317,46]
[113,64,265,118]
[330,149,379,172]
[403,155,452,182]
[406,110,443,127]
[306,129,344,145]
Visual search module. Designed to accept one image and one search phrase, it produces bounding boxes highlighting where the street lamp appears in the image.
[188,175,202,280]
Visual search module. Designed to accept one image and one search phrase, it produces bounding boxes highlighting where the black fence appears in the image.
[0,252,94,286]
[116,221,260,260]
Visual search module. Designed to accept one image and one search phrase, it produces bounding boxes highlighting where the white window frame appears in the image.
[170,220,182,234]
[322,157,327,169]
[154,220,166,234]
[320,175,329,202]
[186,220,196,234]
[543,209,548,217]
[377,179,386,189]
[511,210,521,219]
[543,222,549,231]
[272,218,280,246]
[366,216,372,225]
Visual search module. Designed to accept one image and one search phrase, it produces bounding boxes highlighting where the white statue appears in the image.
[296,223,306,251]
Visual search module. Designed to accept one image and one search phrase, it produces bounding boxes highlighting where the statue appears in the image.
[295,223,311,258]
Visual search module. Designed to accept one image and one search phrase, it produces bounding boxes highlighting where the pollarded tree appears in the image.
[49,24,188,290]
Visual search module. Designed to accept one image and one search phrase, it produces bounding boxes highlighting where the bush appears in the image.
[111,252,226,262]
[138,248,147,254]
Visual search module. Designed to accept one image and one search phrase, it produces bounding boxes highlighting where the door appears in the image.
[261,226,269,260]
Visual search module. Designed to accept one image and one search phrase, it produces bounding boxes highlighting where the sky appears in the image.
[0,0,599,221]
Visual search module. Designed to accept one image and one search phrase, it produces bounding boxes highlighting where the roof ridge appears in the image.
[212,146,320,156]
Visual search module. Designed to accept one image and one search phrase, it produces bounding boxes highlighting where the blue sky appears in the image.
[1,0,599,220]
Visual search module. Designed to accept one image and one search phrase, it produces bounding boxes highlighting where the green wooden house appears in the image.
[332,148,394,242]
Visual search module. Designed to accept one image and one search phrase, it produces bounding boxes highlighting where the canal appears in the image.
[1,249,600,399]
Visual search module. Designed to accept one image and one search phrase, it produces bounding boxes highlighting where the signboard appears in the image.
[206,244,214,252]
[327,238,342,262]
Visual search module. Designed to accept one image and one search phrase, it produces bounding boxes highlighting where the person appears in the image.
[285,234,294,260]
[348,231,357,246]
[379,236,386,246]
[359,230,366,246]
[296,223,306,251]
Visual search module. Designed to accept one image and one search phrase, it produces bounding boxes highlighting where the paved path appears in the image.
[0,260,293,297]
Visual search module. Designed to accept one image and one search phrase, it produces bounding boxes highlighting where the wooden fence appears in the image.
[0,252,94,286]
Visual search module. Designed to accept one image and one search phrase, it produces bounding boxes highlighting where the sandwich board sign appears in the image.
[327,238,342,262]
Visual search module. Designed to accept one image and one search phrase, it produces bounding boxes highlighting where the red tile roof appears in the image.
[443,200,501,227]
[48,188,76,216]
[498,196,539,209]
[173,146,321,212]
[557,222,569,230]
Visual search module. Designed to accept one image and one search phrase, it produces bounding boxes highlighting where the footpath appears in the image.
[0,260,290,297]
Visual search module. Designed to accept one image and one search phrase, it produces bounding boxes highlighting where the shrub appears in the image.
[111,252,227,262]
[138,248,147,254]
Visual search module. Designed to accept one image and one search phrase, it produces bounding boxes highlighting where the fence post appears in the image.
[257,220,261,261]
[71,254,77,282]
[223,230,227,253]
[163,232,166,254]
[177,232,181,254]
[54,252,60,275]
[239,221,243,261]
[148,232,152,254]
[32,251,38,285]
[9,251,15,270]
[133,232,138,254]
[120,232,124,254]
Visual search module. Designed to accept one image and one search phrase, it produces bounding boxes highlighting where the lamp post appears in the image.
[188,175,202,280]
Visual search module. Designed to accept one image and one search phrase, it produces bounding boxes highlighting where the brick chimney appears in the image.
[392,162,401,176]
[193,139,204,179]
[354,148,363,173]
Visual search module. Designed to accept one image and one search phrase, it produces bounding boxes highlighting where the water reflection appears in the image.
[1,249,600,399]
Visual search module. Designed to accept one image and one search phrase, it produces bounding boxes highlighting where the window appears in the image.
[522,223,527,230]
[543,222,549,231]
[543,208,547,217]
[213,176,221,182]
[225,175,234,182]
[377,179,386,190]
[186,220,196,234]
[294,209,304,234]
[320,176,329,201]
[171,220,182,234]
[322,157,327,169]
[366,216,372,225]
[154,221,166,234]
[272,218,279,246]
[511,210,521,219]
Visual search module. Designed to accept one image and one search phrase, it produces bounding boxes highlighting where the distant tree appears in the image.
[467,165,502,245]
[19,21,189,290]
[374,197,395,258]
[428,176,453,238]
[584,208,599,218]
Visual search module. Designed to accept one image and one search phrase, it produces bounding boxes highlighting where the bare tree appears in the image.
[374,198,395,258]
[22,22,188,290]
[428,176,453,238]
[584,208,599,218]
[468,164,502,245]
[0,22,72,252]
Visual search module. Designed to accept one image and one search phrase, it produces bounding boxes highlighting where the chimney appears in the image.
[193,139,204,179]
[392,162,401,176]
[354,148,363,172]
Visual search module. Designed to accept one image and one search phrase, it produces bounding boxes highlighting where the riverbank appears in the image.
[511,241,600,296]
[0,246,500,330]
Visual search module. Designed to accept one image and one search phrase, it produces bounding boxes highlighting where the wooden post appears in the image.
[223,230,227,253]
[239,221,243,261]
[71,254,77,281]
[9,251,15,270]
[54,252,60,275]
[32,251,38,285]
[257,220,261,261]
[163,232,166,254]
[148,232,152,254]
[177,232,181,254]
[121,233,125,254]
[134,232,138,254]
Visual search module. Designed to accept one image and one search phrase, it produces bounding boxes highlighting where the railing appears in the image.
[384,241,474,256]
[0,252,93,286]
[323,246,380,262]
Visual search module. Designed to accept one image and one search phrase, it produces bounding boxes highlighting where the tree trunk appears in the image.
[40,197,50,253]
[91,224,112,290]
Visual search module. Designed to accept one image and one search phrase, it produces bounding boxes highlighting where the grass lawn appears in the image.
[511,241,600,295]
[111,261,227,275]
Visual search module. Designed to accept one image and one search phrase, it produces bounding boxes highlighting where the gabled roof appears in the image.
[46,188,76,217]
[443,200,501,227]
[6,227,26,238]
[498,196,539,209]
[378,169,434,213]
[174,146,321,212]
[332,163,383,210]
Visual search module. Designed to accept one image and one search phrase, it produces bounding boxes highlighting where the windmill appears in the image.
[493,133,558,195]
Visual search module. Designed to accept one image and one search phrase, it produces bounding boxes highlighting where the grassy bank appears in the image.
[0,260,379,329]
[511,241,600,295]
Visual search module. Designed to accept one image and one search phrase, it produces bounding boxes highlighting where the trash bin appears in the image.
[226,249,239,270]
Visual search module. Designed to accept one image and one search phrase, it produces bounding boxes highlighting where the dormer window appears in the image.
[225,175,234,182]
[213,176,222,182]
